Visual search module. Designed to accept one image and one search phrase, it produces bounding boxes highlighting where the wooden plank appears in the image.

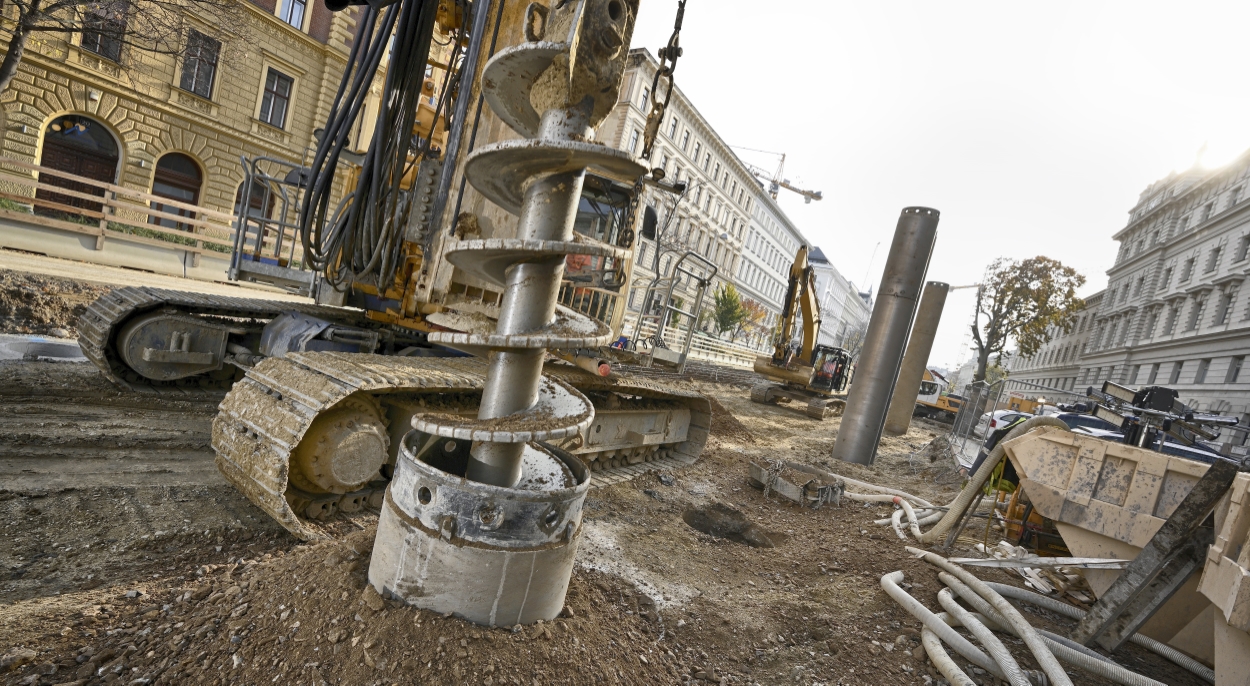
[0,190,107,220]
[0,157,237,221]
[0,207,103,237]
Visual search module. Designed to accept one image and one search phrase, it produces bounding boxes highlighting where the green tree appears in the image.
[711,283,747,338]
[971,257,1085,382]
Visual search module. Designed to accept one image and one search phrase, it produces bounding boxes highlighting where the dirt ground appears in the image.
[0,266,1209,686]
[0,271,112,337]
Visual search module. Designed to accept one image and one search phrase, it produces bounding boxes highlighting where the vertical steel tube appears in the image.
[884,281,950,436]
[832,207,939,465]
[464,111,591,487]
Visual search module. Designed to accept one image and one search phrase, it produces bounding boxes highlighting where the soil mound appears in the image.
[707,396,754,443]
[0,270,112,336]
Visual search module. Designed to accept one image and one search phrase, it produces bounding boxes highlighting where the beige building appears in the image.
[597,49,755,337]
[0,0,362,217]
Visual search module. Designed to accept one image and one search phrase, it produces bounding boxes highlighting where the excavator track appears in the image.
[212,352,710,540]
[79,289,711,540]
[77,286,380,397]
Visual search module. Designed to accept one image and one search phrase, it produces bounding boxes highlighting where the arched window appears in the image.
[36,114,119,217]
[150,153,203,231]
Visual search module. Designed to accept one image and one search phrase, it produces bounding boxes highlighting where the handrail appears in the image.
[0,156,238,222]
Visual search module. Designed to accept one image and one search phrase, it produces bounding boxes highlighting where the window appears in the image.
[1159,267,1172,290]
[1216,288,1236,325]
[81,2,128,62]
[1129,365,1141,385]
[627,128,640,153]
[1195,359,1211,384]
[279,0,305,29]
[1180,257,1194,282]
[692,142,701,162]
[1238,235,1250,262]
[1147,363,1160,384]
[1169,361,1184,384]
[639,86,650,111]
[1164,304,1179,334]
[713,162,721,180]
[702,153,710,170]
[659,154,669,174]
[1227,356,1245,383]
[680,130,690,150]
[259,68,294,129]
[150,153,202,232]
[1206,245,1222,273]
[667,117,678,138]
[1203,201,1215,222]
[1144,310,1159,338]
[1231,186,1244,208]
[1178,215,1190,232]
[179,30,220,99]
[1185,296,1206,331]
[1152,230,1160,245]
[1133,276,1144,297]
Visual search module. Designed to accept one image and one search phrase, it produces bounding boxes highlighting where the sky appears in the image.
[627,0,1250,371]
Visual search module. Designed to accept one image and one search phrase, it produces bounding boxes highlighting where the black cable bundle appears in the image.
[299,0,448,292]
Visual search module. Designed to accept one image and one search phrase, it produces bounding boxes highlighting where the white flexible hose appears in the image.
[939,574,1168,686]
[907,547,1073,686]
[985,582,1216,684]
[938,574,1111,664]
[937,588,1032,686]
[880,571,1008,679]
[891,508,907,540]
[922,619,978,686]
[873,507,942,526]
[917,416,1068,544]
[793,462,935,509]
[894,496,923,538]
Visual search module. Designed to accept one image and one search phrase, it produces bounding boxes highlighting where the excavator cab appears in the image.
[809,345,851,394]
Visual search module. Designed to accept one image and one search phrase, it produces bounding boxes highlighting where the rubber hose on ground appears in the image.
[939,573,1112,665]
[874,507,943,527]
[939,574,1171,686]
[921,622,977,686]
[907,547,1073,686]
[880,571,1007,679]
[937,588,1032,686]
[792,462,935,509]
[916,416,1068,544]
[985,582,1216,684]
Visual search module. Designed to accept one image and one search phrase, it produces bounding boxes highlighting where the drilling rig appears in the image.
[77,0,710,594]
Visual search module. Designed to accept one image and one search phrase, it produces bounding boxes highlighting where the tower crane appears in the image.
[732,146,823,204]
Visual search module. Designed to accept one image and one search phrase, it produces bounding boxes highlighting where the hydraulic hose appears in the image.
[917,416,1068,544]
[908,547,1073,686]
[937,588,1032,686]
[985,582,1215,684]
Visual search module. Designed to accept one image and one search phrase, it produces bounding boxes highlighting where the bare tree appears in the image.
[1,0,248,93]
[971,256,1085,382]
[839,320,868,360]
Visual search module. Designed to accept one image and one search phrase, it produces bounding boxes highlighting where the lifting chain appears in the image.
[641,0,685,161]
[619,0,686,251]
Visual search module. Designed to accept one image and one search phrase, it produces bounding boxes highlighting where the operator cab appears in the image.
[809,345,851,394]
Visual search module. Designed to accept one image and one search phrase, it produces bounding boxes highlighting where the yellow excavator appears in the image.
[77,0,711,540]
[749,245,853,419]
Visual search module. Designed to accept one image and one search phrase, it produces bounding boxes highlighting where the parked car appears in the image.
[973,410,1029,438]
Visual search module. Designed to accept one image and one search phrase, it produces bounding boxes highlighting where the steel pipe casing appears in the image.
[884,281,950,435]
[370,431,590,626]
[832,207,939,465]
